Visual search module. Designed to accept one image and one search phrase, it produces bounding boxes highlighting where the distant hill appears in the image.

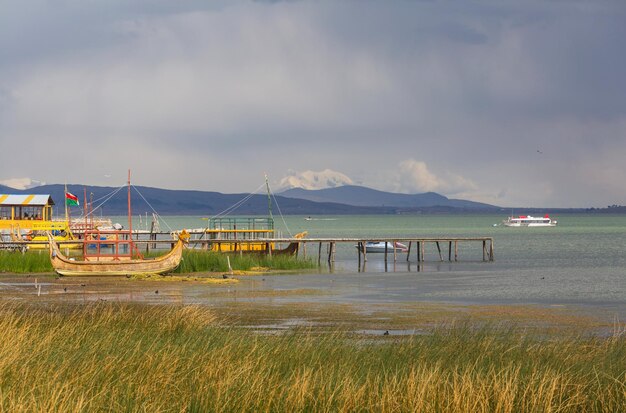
[0,184,396,216]
[4,182,614,215]
[280,185,498,209]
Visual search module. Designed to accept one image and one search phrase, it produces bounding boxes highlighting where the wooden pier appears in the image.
[286,237,495,265]
[1,236,494,265]
[123,236,494,265]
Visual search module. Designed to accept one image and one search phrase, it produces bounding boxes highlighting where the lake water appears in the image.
[118,213,626,315]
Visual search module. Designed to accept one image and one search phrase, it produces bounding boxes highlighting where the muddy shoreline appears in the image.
[0,272,621,336]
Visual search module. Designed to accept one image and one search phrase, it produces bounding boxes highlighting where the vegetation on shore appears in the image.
[172,249,317,273]
[0,250,51,273]
[0,302,623,412]
[0,249,317,275]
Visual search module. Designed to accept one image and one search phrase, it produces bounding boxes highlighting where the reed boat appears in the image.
[47,230,188,276]
[178,229,308,255]
[249,231,308,256]
[47,170,191,276]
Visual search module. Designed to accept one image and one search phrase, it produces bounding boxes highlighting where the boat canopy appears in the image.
[0,194,56,222]
[0,194,54,206]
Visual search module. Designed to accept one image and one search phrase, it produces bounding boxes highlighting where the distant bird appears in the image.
[222,274,229,279]
[63,287,67,292]
[81,284,86,287]
[383,330,390,336]
[536,149,543,154]
[155,290,159,294]
[104,174,112,178]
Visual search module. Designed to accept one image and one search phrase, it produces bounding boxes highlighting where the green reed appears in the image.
[0,248,316,275]
[0,302,623,412]
[0,251,52,273]
[173,249,318,273]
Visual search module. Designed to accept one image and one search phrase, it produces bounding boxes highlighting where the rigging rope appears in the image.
[209,182,267,219]
[131,185,175,233]
[72,184,126,221]
[267,182,293,238]
[65,180,293,238]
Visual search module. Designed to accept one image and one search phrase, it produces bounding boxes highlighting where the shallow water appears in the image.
[3,214,625,319]
[106,215,626,311]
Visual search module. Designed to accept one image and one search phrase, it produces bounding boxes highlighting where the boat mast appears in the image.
[265,174,273,221]
[84,187,88,231]
[128,169,132,236]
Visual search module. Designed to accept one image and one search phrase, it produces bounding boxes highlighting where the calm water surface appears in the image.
[125,214,624,313]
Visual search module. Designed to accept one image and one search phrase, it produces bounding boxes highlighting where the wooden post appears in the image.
[363,242,367,262]
[384,241,388,263]
[454,240,458,261]
[357,242,361,268]
[406,241,412,262]
[489,239,495,261]
[327,242,331,264]
[393,240,397,262]
[418,241,422,262]
[483,240,486,261]
[302,242,306,259]
[436,242,443,261]
[448,241,452,261]
[328,242,335,264]
[318,242,322,265]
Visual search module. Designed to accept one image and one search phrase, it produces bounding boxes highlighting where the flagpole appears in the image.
[128,169,132,241]
[64,182,69,224]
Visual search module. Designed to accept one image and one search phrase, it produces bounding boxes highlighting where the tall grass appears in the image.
[0,249,316,274]
[0,302,623,412]
[0,251,52,273]
[174,249,318,273]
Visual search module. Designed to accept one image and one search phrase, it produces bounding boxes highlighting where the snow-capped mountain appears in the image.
[278,169,354,190]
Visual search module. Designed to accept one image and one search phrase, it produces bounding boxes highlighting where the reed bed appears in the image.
[0,251,52,273]
[0,249,316,274]
[174,250,317,273]
[0,302,623,412]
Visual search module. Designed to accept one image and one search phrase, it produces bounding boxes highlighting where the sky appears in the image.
[1,0,625,208]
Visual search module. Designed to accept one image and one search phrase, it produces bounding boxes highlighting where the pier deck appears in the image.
[2,236,494,265]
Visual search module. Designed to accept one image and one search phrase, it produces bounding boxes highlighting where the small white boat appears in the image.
[356,241,408,253]
[502,214,557,227]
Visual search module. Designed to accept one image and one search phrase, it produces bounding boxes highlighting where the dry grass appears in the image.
[0,302,623,412]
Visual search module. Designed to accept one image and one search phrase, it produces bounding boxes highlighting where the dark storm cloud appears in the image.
[0,1,624,207]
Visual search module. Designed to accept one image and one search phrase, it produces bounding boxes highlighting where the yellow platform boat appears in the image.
[0,194,79,249]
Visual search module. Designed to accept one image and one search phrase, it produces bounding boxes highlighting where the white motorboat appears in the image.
[502,214,557,227]
[356,241,408,253]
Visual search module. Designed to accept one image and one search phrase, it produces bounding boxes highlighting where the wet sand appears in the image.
[0,272,621,336]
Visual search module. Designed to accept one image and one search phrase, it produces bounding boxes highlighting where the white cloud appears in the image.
[391,159,477,196]
[0,178,45,190]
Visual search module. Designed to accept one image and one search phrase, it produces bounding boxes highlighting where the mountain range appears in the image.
[0,183,503,215]
[279,185,495,209]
